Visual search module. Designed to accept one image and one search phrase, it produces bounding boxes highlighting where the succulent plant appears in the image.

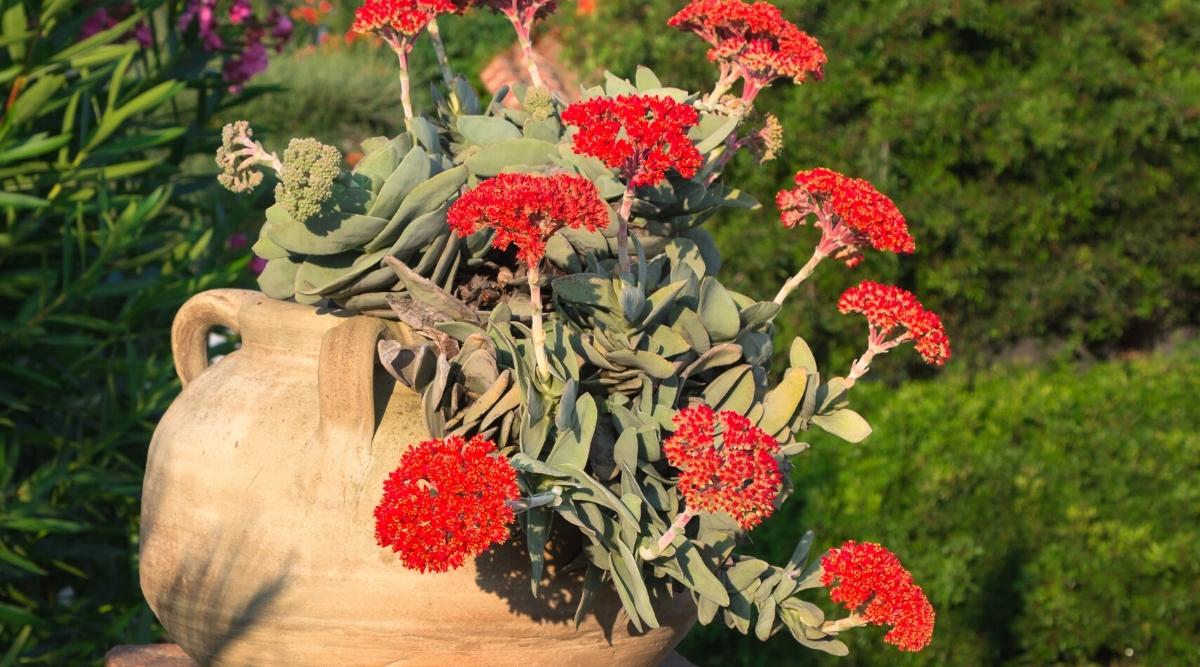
[221,0,951,656]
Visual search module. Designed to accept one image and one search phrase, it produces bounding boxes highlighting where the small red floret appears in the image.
[447,172,609,267]
[562,94,703,188]
[669,0,826,90]
[374,435,520,573]
[778,168,915,265]
[353,0,464,36]
[820,540,936,652]
[838,281,951,366]
[663,404,782,529]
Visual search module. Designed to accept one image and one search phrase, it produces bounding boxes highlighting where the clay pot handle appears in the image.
[171,289,264,387]
[316,317,412,444]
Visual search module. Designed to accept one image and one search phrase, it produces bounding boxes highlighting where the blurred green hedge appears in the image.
[680,343,1200,665]
[0,1,252,661]
[556,1,1200,371]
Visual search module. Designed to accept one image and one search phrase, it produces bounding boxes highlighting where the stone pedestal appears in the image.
[105,645,698,666]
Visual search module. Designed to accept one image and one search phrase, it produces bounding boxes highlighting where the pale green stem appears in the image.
[397,51,414,120]
[704,66,740,107]
[821,613,868,634]
[773,247,828,305]
[845,332,911,388]
[426,19,455,87]
[528,264,550,379]
[845,347,878,388]
[383,30,415,120]
[656,508,696,551]
[507,488,561,512]
[616,186,636,273]
[513,20,544,88]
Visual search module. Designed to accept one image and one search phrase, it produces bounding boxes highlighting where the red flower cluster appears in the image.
[820,541,936,652]
[352,0,455,36]
[663,404,782,530]
[562,95,703,188]
[838,281,951,366]
[777,168,915,266]
[669,0,826,92]
[447,172,609,267]
[374,435,520,573]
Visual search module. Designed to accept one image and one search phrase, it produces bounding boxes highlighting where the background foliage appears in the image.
[681,343,1200,665]
[0,0,250,661]
[557,0,1200,373]
[1,1,1197,664]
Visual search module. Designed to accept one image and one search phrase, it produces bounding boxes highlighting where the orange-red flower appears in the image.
[374,435,520,573]
[562,94,703,187]
[820,541,936,652]
[669,0,825,99]
[447,172,609,267]
[777,168,915,267]
[838,281,951,366]
[353,0,441,36]
[663,404,782,529]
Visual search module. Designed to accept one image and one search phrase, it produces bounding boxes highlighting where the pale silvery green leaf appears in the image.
[456,115,522,145]
[760,368,809,435]
[698,277,741,342]
[811,409,872,443]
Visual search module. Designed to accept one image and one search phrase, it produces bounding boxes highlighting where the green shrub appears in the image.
[556,1,1200,370]
[0,2,253,661]
[680,344,1200,665]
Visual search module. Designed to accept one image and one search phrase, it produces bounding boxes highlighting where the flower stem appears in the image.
[426,19,456,87]
[774,247,828,305]
[845,332,911,387]
[513,19,544,88]
[507,488,561,512]
[704,66,740,107]
[527,264,550,379]
[845,347,878,388]
[397,50,414,120]
[704,132,744,186]
[820,613,868,634]
[616,186,636,273]
[235,137,282,174]
[656,508,696,551]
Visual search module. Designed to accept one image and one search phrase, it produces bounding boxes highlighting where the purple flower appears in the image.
[249,256,268,276]
[80,2,153,48]
[223,39,270,93]
[228,0,253,25]
[227,232,249,251]
[179,0,223,51]
[268,8,294,49]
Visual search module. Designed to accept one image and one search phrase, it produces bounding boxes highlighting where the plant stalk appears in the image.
[507,488,561,512]
[397,51,414,120]
[513,19,545,88]
[426,19,455,87]
[774,247,828,305]
[820,614,868,634]
[846,332,911,387]
[617,186,636,273]
[528,264,550,379]
[656,507,696,551]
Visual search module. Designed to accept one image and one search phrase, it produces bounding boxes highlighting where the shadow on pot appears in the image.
[473,524,625,642]
[141,501,298,663]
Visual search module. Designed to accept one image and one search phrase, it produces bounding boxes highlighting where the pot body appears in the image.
[140,290,695,666]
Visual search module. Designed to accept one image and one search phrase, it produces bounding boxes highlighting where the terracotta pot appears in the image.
[140,289,696,666]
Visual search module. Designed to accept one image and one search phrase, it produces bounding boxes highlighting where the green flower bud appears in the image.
[524,86,555,121]
[274,138,342,223]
